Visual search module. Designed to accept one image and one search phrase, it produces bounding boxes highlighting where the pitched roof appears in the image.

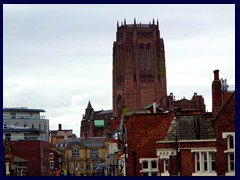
[14,156,29,163]
[214,91,235,128]
[164,114,215,141]
[85,137,105,147]
[87,101,92,109]
[142,103,160,109]
[96,109,113,115]
[59,137,105,148]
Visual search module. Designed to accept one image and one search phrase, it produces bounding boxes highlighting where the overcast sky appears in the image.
[3,4,235,137]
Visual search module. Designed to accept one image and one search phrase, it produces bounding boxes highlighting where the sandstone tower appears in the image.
[113,19,167,116]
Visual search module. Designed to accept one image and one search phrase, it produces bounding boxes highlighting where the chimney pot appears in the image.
[58,124,62,131]
[214,70,219,80]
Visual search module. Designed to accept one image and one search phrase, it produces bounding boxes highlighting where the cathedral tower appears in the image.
[113,19,167,116]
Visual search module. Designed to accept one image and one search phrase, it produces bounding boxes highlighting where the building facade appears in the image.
[80,101,114,139]
[50,123,74,148]
[156,112,216,176]
[212,70,235,176]
[55,137,107,176]
[3,108,50,176]
[49,148,63,176]
[123,112,174,176]
[113,19,167,116]
[3,107,49,141]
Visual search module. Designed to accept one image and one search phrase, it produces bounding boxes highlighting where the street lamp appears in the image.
[106,153,110,176]
[119,160,124,176]
[171,116,180,176]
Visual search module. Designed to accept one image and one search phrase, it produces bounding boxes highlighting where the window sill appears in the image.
[161,172,169,176]
[226,172,235,176]
[192,172,217,176]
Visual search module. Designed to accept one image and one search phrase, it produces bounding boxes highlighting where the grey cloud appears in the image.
[3,4,235,135]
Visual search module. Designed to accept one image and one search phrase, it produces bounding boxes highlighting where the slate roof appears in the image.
[84,137,105,147]
[57,137,105,148]
[96,110,113,115]
[164,113,215,141]
[142,103,160,109]
[14,156,29,163]
[66,138,85,147]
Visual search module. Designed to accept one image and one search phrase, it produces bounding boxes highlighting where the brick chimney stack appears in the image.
[214,69,219,80]
[58,124,62,131]
[212,69,222,118]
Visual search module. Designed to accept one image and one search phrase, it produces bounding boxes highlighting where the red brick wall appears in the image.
[49,149,62,173]
[214,93,235,175]
[156,141,216,176]
[125,112,174,176]
[180,149,195,176]
[10,140,50,176]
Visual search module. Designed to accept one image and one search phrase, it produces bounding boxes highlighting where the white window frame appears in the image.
[72,145,79,158]
[74,163,78,171]
[191,149,217,176]
[139,158,159,176]
[163,159,168,172]
[161,159,169,176]
[142,161,148,169]
[50,153,54,159]
[50,161,54,169]
[223,132,235,176]
[209,152,216,172]
[90,149,99,158]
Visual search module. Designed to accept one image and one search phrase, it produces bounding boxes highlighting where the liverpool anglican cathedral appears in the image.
[81,19,206,139]
[79,19,235,176]
[3,19,234,176]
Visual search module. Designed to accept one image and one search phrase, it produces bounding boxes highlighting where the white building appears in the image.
[3,107,49,141]
[3,124,46,141]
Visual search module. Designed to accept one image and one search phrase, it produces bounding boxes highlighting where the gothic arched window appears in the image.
[139,44,144,70]
[146,44,151,70]
[87,162,90,170]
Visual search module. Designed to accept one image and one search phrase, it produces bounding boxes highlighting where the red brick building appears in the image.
[156,112,216,176]
[113,19,167,116]
[9,140,50,176]
[119,69,235,176]
[49,148,62,176]
[212,70,235,176]
[214,92,235,176]
[123,112,174,176]
[80,101,114,139]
